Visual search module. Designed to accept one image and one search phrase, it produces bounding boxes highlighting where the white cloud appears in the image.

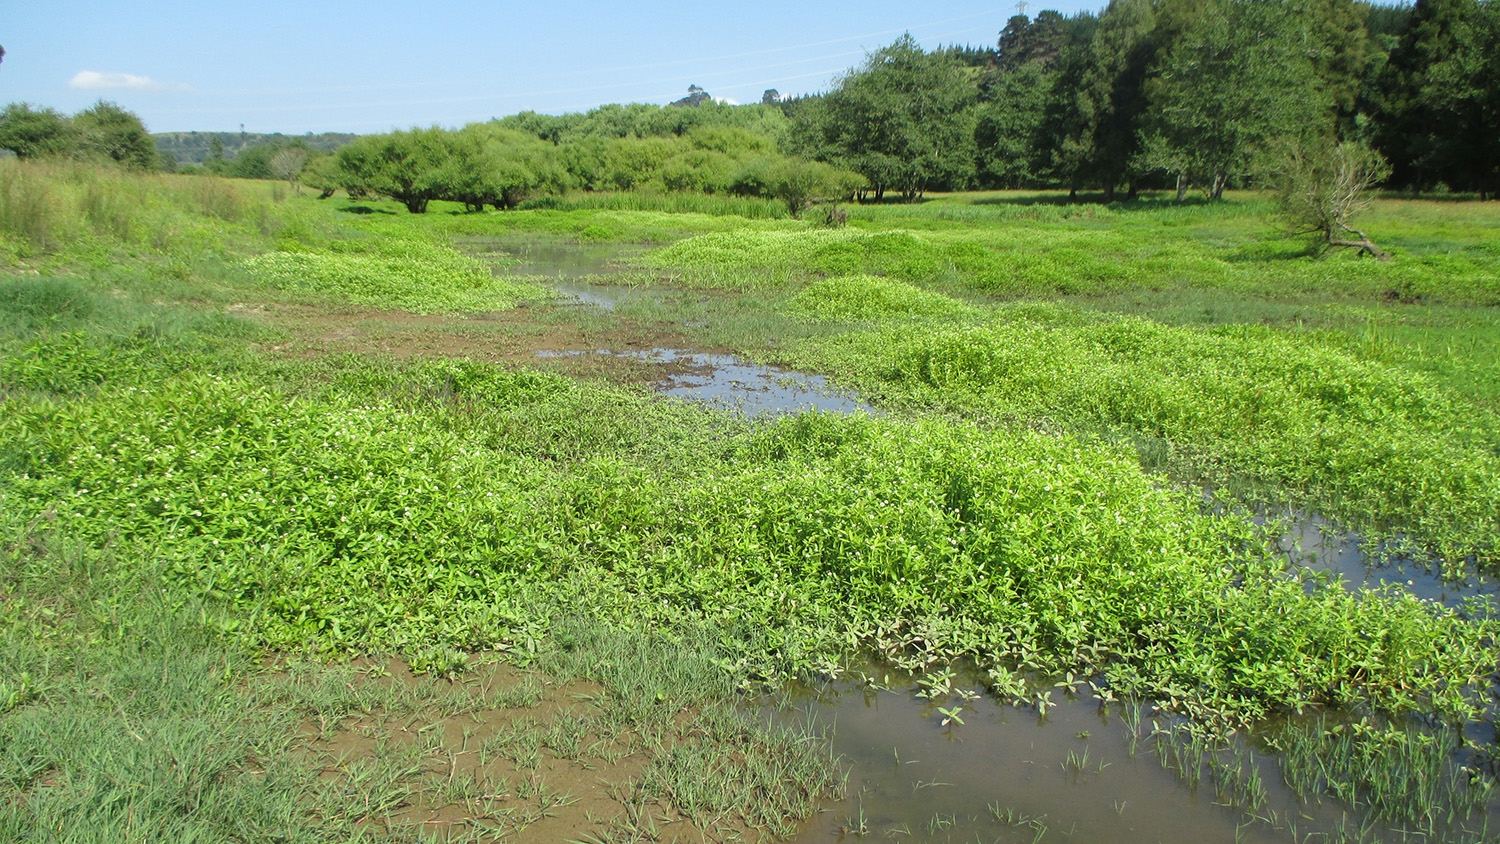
[714,97,740,105]
[69,71,183,91]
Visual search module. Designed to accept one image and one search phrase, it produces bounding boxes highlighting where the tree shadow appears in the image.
[337,205,397,215]
[968,192,1216,211]
[1221,241,1321,263]
[1374,190,1489,203]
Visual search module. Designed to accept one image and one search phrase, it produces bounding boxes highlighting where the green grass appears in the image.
[638,190,1500,305]
[0,533,329,843]
[242,248,542,314]
[328,196,802,246]
[2,165,1498,840]
[3,359,1491,727]
[0,159,288,269]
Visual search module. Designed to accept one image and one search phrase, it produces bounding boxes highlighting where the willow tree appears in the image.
[336,128,454,213]
[71,100,157,170]
[0,103,75,160]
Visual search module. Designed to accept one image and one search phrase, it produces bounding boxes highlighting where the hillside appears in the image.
[154,130,357,165]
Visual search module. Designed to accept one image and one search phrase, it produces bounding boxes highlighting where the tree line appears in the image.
[305,106,863,216]
[3,0,1493,205]
[156,131,357,167]
[782,0,1497,200]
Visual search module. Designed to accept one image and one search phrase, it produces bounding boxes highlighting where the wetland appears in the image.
[2,164,1498,842]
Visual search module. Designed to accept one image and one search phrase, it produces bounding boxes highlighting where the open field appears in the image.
[2,162,1498,842]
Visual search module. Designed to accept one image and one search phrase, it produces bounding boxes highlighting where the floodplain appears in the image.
[2,161,1498,842]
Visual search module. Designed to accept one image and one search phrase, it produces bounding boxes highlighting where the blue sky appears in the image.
[2,1,1099,134]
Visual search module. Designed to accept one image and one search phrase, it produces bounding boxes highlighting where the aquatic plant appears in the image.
[790,274,973,323]
[798,305,1500,571]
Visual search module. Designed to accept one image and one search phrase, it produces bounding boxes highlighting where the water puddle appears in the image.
[468,239,641,311]
[1275,513,1497,609]
[536,348,875,418]
[551,281,624,310]
[778,666,1498,844]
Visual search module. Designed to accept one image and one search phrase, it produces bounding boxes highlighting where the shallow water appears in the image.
[505,243,1497,838]
[778,675,1291,844]
[475,239,640,310]
[481,239,633,278]
[625,349,875,418]
[536,348,876,418]
[1276,513,1497,609]
[779,666,1497,844]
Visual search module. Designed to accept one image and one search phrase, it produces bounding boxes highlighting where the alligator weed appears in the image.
[2,163,1498,841]
[791,304,1500,572]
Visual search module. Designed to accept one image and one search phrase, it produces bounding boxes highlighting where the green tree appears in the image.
[597,136,680,191]
[1063,0,1158,200]
[1307,0,1375,127]
[0,103,76,159]
[300,153,342,199]
[494,110,581,144]
[798,34,979,200]
[977,10,1097,190]
[1371,0,1499,196]
[974,62,1055,188]
[764,157,863,216]
[658,148,740,193]
[444,125,569,210]
[228,138,312,180]
[1138,0,1332,200]
[71,100,156,170]
[336,127,455,213]
[996,11,1070,71]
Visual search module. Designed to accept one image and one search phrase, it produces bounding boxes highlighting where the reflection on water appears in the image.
[536,348,875,418]
[627,349,875,418]
[480,239,634,278]
[778,666,1496,844]
[779,672,1287,844]
[474,239,639,311]
[551,281,622,309]
[1275,513,1496,609]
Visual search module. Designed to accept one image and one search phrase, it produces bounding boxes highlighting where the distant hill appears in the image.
[154,131,358,165]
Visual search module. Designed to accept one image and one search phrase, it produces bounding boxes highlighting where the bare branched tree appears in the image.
[268,147,310,195]
[1269,140,1392,261]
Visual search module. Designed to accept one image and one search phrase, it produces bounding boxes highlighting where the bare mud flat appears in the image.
[279,657,834,843]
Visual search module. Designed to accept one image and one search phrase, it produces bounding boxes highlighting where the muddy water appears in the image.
[503,242,1497,839]
[771,514,1500,844]
[778,676,1284,844]
[779,668,1495,844]
[624,349,875,417]
[474,239,641,310]
[537,348,876,418]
